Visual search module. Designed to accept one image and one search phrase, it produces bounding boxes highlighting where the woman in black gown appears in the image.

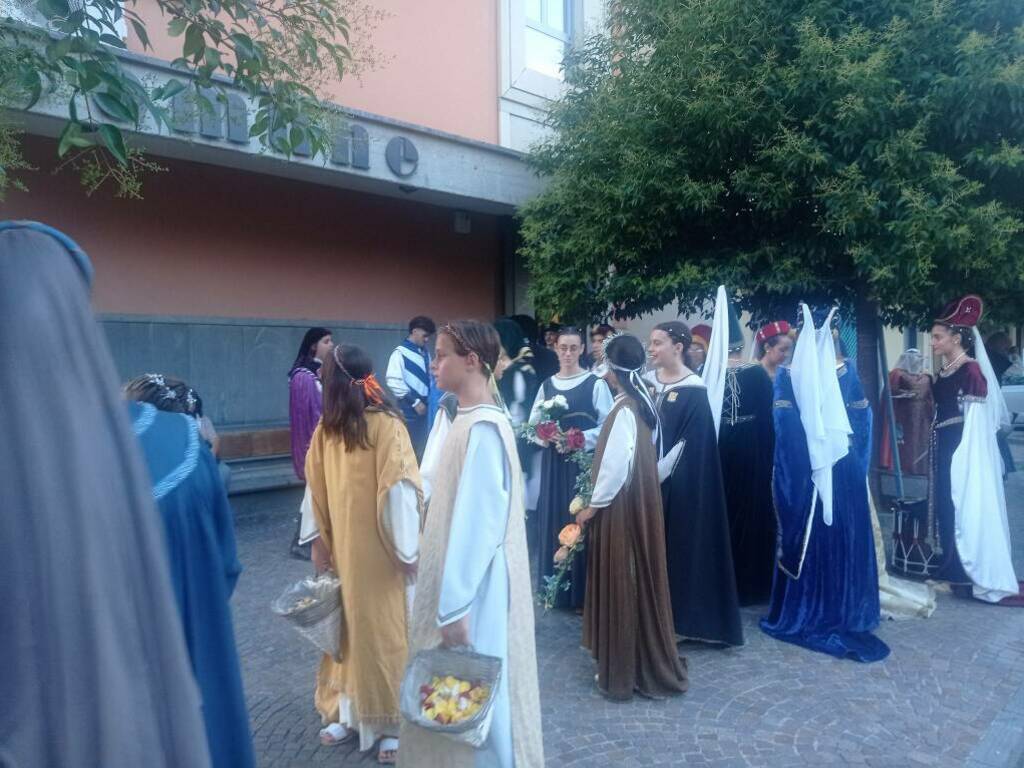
[532,327,613,609]
[645,321,744,646]
[929,296,1018,602]
[719,331,776,606]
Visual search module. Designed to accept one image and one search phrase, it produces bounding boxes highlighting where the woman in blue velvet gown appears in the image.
[128,398,255,768]
[760,351,890,663]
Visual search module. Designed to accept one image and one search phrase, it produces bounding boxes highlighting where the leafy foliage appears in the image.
[519,0,1024,328]
[0,0,384,196]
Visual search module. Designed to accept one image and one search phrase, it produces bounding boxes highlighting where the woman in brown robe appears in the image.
[576,334,687,700]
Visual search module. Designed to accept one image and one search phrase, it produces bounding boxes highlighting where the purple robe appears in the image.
[289,367,322,481]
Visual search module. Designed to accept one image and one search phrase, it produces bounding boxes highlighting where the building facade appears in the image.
[2,0,607,488]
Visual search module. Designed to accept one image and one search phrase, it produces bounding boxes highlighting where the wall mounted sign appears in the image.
[385,136,419,178]
[92,81,420,179]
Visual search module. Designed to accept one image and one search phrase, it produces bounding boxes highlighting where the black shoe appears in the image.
[289,514,311,560]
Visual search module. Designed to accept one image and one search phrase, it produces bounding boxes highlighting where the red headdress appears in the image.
[755,320,792,346]
[935,294,983,328]
[690,324,712,350]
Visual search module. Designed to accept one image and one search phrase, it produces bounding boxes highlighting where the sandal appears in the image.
[377,737,399,764]
[319,723,355,747]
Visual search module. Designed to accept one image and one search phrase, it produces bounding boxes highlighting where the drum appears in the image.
[890,497,939,579]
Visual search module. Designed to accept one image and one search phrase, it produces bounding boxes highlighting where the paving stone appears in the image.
[231,439,1024,767]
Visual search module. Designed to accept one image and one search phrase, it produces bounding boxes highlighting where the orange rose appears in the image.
[553,546,570,564]
[558,523,581,548]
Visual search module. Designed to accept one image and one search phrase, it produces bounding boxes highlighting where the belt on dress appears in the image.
[722,414,756,426]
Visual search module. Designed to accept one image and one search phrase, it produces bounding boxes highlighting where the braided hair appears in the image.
[440,320,506,411]
[124,373,200,416]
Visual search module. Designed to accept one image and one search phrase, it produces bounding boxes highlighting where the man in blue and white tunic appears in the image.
[386,315,436,460]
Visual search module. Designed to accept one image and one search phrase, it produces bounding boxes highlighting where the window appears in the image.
[524,0,570,80]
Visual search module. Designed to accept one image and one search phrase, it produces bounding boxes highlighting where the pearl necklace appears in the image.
[941,351,967,373]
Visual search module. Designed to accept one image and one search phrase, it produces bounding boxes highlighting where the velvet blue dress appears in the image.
[760,363,890,662]
[130,402,255,767]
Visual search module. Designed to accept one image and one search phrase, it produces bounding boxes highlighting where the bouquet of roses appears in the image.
[519,394,568,444]
[520,396,590,459]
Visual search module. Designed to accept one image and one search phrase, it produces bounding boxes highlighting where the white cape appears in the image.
[950,403,1018,602]
[948,329,1018,603]
[703,285,730,437]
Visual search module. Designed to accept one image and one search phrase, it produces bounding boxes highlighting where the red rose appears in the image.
[536,421,560,442]
[564,428,585,452]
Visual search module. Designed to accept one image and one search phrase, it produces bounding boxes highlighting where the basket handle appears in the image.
[437,643,475,653]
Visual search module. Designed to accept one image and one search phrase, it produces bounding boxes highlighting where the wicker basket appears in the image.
[399,647,502,748]
[271,575,344,661]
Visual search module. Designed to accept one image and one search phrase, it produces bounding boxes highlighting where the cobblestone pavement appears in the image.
[231,437,1024,767]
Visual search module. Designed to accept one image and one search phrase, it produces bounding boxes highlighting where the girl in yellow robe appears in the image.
[306,344,423,765]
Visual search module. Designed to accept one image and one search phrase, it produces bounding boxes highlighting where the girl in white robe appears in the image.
[399,320,544,768]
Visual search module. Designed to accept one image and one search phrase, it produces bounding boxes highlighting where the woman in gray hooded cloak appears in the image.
[0,221,212,768]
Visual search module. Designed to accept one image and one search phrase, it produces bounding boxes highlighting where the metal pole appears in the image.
[877,318,905,499]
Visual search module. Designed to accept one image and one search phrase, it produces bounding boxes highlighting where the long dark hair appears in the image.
[320,344,401,451]
[511,314,540,344]
[654,320,693,369]
[290,327,331,375]
[604,334,659,433]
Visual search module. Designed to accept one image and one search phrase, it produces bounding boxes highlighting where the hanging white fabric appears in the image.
[703,285,730,437]
[972,328,1012,432]
[946,328,1018,603]
[789,304,850,526]
[816,307,853,522]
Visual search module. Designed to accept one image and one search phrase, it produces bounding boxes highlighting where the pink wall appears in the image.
[126,1,499,145]
[4,137,505,323]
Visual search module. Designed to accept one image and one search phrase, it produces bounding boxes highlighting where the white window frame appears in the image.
[502,0,579,106]
[525,0,571,45]
[499,0,606,150]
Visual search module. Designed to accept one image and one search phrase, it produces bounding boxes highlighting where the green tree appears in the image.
[1,0,383,198]
[520,0,1024,398]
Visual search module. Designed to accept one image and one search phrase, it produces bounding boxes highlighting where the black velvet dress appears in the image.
[719,363,776,606]
[535,373,601,609]
[648,373,744,646]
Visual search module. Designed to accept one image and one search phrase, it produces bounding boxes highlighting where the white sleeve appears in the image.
[584,378,615,450]
[386,349,409,399]
[589,408,636,509]
[657,440,685,484]
[437,423,510,626]
[510,371,528,428]
[420,409,452,504]
[528,384,546,424]
[382,479,420,563]
[527,384,547,445]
